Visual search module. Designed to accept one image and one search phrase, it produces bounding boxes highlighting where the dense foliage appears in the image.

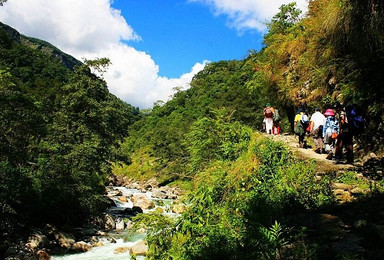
[118,0,384,259]
[0,23,140,242]
[134,135,333,259]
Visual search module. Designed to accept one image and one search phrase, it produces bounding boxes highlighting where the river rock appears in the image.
[143,178,159,190]
[25,232,49,250]
[104,214,116,230]
[333,189,354,203]
[131,194,155,210]
[107,189,123,197]
[36,250,51,260]
[130,240,148,256]
[151,188,167,199]
[118,196,128,202]
[116,218,125,231]
[71,241,92,252]
[54,231,75,249]
[123,206,143,216]
[114,247,130,254]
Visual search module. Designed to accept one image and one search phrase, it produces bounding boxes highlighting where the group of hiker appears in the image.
[263,103,364,165]
[294,105,364,164]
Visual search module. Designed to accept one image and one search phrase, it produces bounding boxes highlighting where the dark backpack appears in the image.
[273,109,281,122]
[345,104,365,135]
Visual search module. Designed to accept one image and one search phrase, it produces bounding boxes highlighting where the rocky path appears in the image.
[272,134,356,172]
[271,133,384,259]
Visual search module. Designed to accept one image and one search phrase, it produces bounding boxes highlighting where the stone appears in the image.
[333,190,354,203]
[71,241,92,252]
[36,250,51,260]
[104,214,115,230]
[131,194,155,210]
[107,189,123,197]
[333,182,353,190]
[25,232,48,249]
[116,218,125,231]
[118,196,128,202]
[114,247,130,254]
[130,240,148,256]
[54,231,75,249]
[151,188,167,199]
[123,206,143,216]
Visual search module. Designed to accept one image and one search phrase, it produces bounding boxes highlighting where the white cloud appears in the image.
[0,0,206,108]
[190,0,309,32]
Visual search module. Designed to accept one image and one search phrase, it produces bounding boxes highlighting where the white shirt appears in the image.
[310,111,326,130]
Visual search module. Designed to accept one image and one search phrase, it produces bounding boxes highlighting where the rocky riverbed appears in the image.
[3,177,185,260]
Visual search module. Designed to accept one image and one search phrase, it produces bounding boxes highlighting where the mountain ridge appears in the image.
[0,21,82,70]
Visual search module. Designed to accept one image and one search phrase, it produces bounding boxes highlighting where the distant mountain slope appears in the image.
[0,21,82,69]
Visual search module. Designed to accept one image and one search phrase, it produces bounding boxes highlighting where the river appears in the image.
[52,186,178,259]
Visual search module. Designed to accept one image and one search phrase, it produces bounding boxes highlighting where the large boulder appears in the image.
[151,188,167,199]
[130,240,148,256]
[115,218,125,231]
[54,231,75,249]
[36,250,51,260]
[25,232,49,250]
[71,241,92,252]
[131,194,154,210]
[123,206,143,216]
[104,214,116,230]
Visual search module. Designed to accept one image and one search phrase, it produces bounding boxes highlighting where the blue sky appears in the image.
[112,0,263,78]
[0,0,308,108]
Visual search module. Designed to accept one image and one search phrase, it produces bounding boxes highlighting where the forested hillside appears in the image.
[113,1,384,258]
[0,21,140,245]
[116,0,384,184]
[1,0,384,259]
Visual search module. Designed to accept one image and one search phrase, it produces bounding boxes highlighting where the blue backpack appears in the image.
[345,104,364,135]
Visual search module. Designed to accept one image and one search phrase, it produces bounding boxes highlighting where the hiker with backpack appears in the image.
[294,108,307,148]
[272,108,281,135]
[334,104,364,164]
[263,103,274,134]
[323,108,339,159]
[310,108,326,154]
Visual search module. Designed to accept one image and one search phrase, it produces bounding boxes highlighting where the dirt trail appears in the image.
[270,134,384,259]
[271,134,355,173]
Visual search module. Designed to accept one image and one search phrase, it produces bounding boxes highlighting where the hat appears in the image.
[266,103,271,107]
[324,109,335,116]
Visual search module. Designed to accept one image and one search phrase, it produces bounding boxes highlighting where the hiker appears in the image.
[263,103,274,134]
[310,108,326,154]
[334,104,364,164]
[272,108,281,135]
[323,108,339,159]
[294,108,307,148]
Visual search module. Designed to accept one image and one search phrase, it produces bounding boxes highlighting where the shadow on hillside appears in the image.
[288,192,384,260]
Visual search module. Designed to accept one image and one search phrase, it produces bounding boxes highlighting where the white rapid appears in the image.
[52,186,178,259]
[52,237,144,260]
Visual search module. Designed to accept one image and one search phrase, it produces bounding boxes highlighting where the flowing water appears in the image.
[52,186,177,259]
